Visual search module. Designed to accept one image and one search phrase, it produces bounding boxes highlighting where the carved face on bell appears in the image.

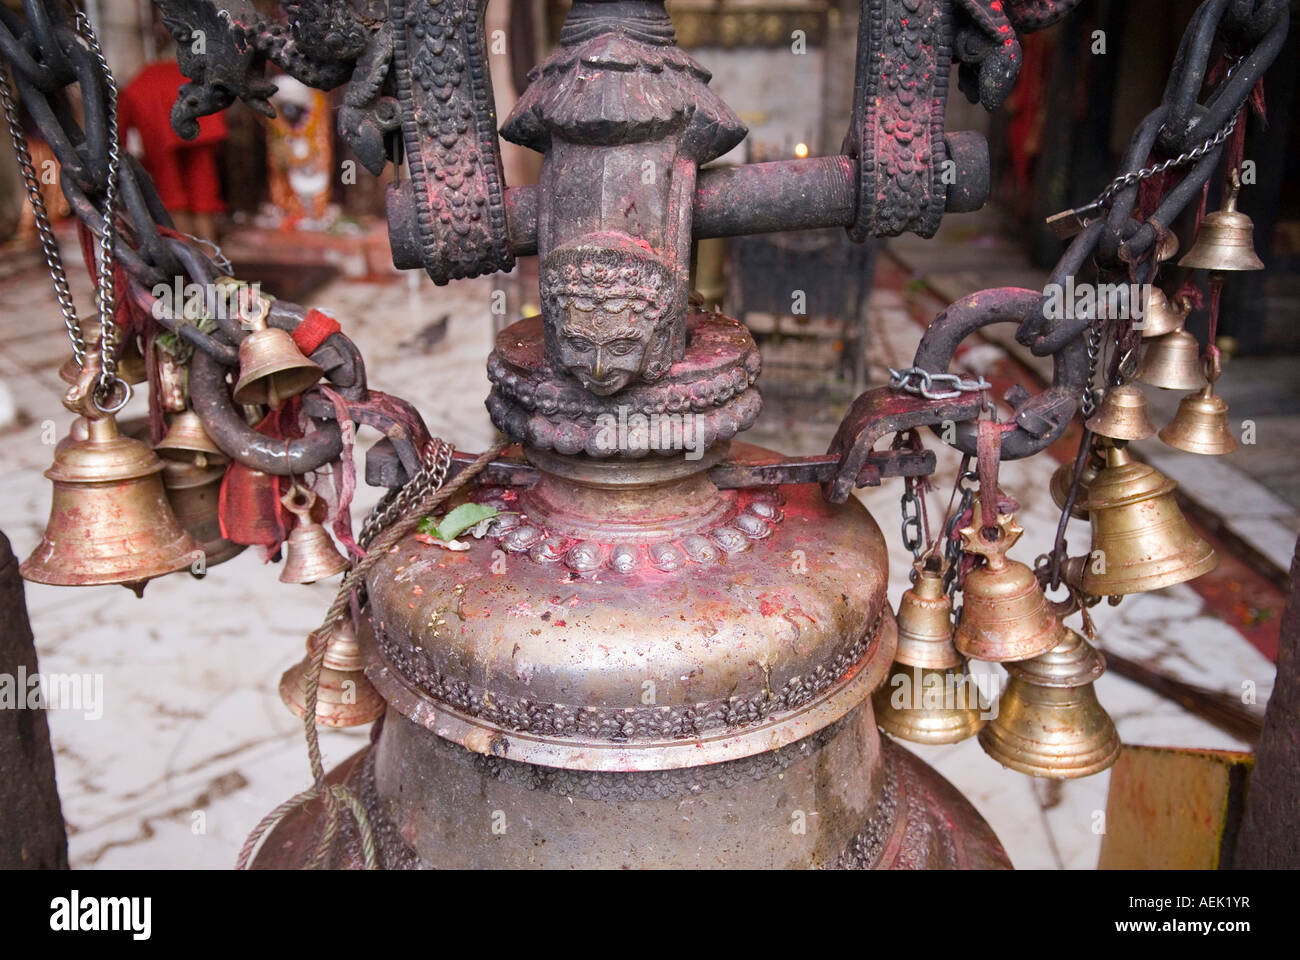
[543,242,676,396]
[556,312,650,395]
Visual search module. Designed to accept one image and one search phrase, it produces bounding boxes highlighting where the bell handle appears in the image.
[280,485,316,520]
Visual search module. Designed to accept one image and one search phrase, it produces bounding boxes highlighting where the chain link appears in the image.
[899,485,923,560]
[941,467,977,611]
[359,439,455,548]
[888,366,991,401]
[1080,321,1104,418]
[73,12,125,407]
[0,66,86,362]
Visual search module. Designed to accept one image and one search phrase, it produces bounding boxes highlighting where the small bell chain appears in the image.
[0,13,127,414]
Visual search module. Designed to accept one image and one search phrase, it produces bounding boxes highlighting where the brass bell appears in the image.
[115,334,149,386]
[1178,171,1265,272]
[161,459,245,570]
[1050,440,1107,520]
[1138,287,1188,339]
[21,414,200,593]
[893,562,961,669]
[279,619,385,727]
[231,297,322,407]
[875,567,987,744]
[279,486,349,584]
[874,663,987,745]
[1158,354,1237,456]
[1159,383,1237,456]
[1077,444,1216,596]
[155,410,228,467]
[954,509,1062,663]
[1084,383,1157,441]
[1136,329,1205,391]
[979,626,1120,778]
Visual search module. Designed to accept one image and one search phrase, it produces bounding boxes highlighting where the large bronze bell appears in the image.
[21,414,200,592]
[1138,287,1188,339]
[1178,172,1265,272]
[1077,444,1216,596]
[155,409,228,467]
[279,619,386,727]
[1051,440,1107,520]
[279,486,350,584]
[1084,383,1156,441]
[161,459,245,569]
[1136,329,1205,391]
[979,626,1120,778]
[954,509,1062,663]
[231,301,323,407]
[875,568,986,744]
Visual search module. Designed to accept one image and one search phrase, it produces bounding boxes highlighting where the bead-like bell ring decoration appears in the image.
[1178,170,1265,272]
[279,619,386,727]
[21,414,199,594]
[1159,356,1237,456]
[954,509,1062,663]
[230,285,323,407]
[979,626,1120,779]
[874,564,987,744]
[1084,383,1157,441]
[279,486,350,584]
[1077,444,1216,596]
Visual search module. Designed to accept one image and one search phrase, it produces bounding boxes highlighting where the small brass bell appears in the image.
[894,562,961,669]
[231,294,322,407]
[1136,329,1205,391]
[1050,440,1107,520]
[1084,383,1157,441]
[21,414,200,592]
[279,619,386,727]
[279,486,349,584]
[979,626,1120,778]
[155,410,228,467]
[1138,287,1188,340]
[1077,444,1216,596]
[875,664,987,745]
[874,566,987,744]
[1179,171,1265,272]
[1159,355,1237,456]
[161,459,245,570]
[115,334,149,386]
[954,509,1062,663]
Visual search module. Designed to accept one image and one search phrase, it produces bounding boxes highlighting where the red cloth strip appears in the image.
[292,308,341,355]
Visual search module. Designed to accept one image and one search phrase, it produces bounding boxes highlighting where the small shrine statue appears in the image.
[260,76,337,229]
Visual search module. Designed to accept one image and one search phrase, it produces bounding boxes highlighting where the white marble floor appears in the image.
[0,251,1276,869]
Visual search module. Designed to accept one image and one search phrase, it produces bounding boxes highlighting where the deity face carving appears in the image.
[542,238,678,396]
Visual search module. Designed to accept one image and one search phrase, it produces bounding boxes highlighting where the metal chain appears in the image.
[73,12,125,409]
[888,366,992,401]
[359,439,455,548]
[900,484,923,561]
[1080,321,1104,418]
[941,466,977,609]
[1083,110,1239,217]
[0,66,85,362]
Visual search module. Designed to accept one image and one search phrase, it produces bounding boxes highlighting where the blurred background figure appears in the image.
[118,27,227,240]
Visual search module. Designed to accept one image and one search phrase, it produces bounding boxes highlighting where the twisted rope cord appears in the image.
[236,439,510,870]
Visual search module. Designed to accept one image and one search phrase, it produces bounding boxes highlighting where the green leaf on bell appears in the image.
[419,503,498,543]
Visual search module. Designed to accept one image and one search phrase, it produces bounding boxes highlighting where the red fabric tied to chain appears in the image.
[292,308,341,355]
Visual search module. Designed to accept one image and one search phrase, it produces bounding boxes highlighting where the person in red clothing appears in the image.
[118,56,228,240]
